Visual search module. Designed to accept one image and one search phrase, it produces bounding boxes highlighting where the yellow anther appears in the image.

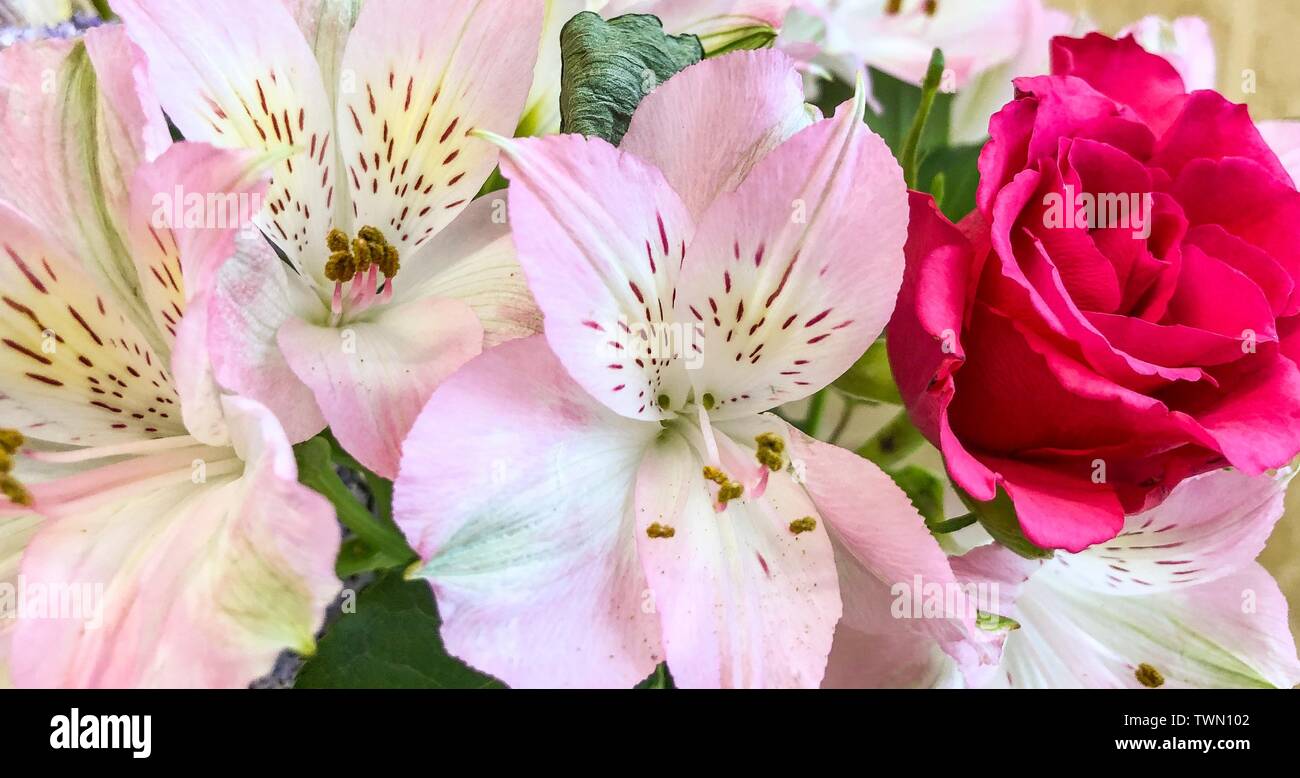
[755,432,785,472]
[0,474,31,507]
[645,522,676,539]
[326,228,350,253]
[702,466,744,505]
[322,226,401,283]
[789,516,817,534]
[0,428,23,454]
[0,449,11,474]
[922,0,938,16]
[1135,663,1164,688]
[885,0,902,13]
[702,393,716,411]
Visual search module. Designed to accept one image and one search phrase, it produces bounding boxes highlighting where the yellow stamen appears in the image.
[702,466,744,505]
[789,516,817,534]
[0,449,11,474]
[885,0,903,13]
[646,523,676,539]
[0,428,23,454]
[0,474,31,507]
[755,432,785,472]
[1134,663,1165,688]
[323,226,401,283]
[922,0,938,16]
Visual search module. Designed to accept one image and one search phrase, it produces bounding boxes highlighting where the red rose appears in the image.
[889,33,1300,552]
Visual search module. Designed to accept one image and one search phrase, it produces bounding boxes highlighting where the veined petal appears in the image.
[337,0,542,256]
[990,563,1300,689]
[0,202,184,445]
[621,49,815,222]
[0,27,171,351]
[633,429,839,688]
[127,142,274,348]
[676,89,908,419]
[116,0,338,281]
[206,234,326,445]
[8,396,340,688]
[396,336,663,688]
[496,133,696,420]
[1051,468,1294,595]
[790,431,995,680]
[399,195,542,349]
[278,294,483,478]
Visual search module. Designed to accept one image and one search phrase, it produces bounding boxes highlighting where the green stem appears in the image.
[803,391,829,438]
[898,49,946,190]
[295,437,415,566]
[90,0,115,20]
[856,410,925,469]
[927,513,977,534]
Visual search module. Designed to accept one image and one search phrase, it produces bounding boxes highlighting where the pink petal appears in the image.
[205,234,326,444]
[0,201,184,445]
[791,431,996,682]
[8,397,340,688]
[0,26,169,301]
[395,336,663,688]
[116,0,337,279]
[495,133,695,420]
[278,294,483,478]
[1050,32,1188,135]
[677,88,907,419]
[621,49,813,221]
[633,430,839,688]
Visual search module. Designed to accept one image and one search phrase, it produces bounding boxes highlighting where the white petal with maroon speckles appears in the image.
[1052,468,1294,594]
[674,86,907,419]
[336,0,542,257]
[496,133,696,420]
[117,0,338,282]
[0,203,184,445]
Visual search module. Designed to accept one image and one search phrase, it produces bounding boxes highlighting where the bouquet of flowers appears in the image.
[0,0,1296,690]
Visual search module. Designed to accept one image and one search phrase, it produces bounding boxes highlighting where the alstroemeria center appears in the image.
[324,225,402,324]
[0,429,32,507]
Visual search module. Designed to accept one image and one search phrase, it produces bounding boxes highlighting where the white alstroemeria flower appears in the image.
[0,28,339,687]
[115,0,546,477]
[782,0,1081,144]
[830,469,1300,688]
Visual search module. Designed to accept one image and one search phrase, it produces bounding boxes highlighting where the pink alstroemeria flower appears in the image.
[395,50,989,688]
[835,468,1300,689]
[116,0,546,477]
[0,28,339,687]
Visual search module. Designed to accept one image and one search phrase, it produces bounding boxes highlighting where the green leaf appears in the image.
[296,574,504,689]
[919,142,982,222]
[635,662,676,689]
[699,25,777,57]
[559,12,703,145]
[834,338,902,404]
[955,485,1056,560]
[887,465,945,525]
